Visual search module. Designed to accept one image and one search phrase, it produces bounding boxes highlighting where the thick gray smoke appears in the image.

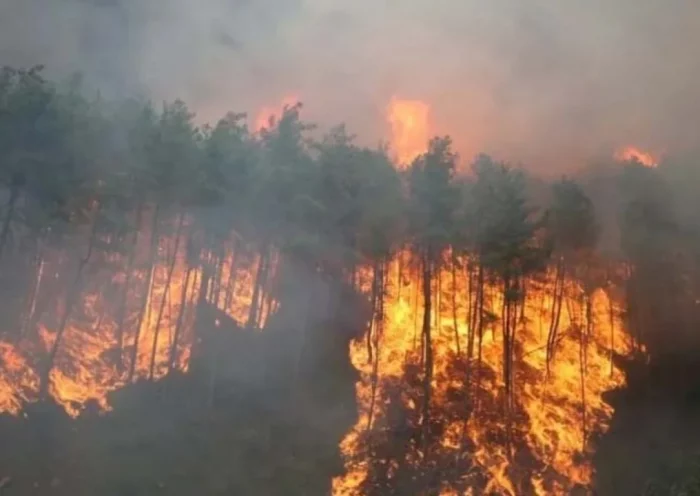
[1,0,698,173]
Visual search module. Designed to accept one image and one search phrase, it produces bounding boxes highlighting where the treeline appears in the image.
[2,65,700,492]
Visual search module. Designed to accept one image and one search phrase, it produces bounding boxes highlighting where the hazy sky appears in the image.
[1,0,698,173]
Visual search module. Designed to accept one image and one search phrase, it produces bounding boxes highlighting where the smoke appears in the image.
[1,0,699,173]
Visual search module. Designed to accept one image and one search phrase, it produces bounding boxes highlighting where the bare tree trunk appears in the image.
[421,251,433,448]
[148,212,185,380]
[472,264,485,398]
[223,238,240,311]
[246,245,268,329]
[115,202,143,372]
[21,236,45,336]
[256,251,274,327]
[413,268,419,351]
[451,250,461,355]
[128,204,160,382]
[168,260,193,374]
[546,258,566,373]
[41,208,100,397]
[608,288,615,378]
[367,260,384,433]
[581,292,592,448]
[367,263,380,364]
[0,182,20,263]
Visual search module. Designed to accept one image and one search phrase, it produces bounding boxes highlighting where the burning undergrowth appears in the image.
[335,255,631,495]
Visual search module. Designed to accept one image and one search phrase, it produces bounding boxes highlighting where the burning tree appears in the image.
[3,66,699,495]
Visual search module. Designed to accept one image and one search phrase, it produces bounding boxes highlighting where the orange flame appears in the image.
[254,94,301,133]
[387,97,430,167]
[615,146,658,167]
[0,217,273,418]
[334,253,631,495]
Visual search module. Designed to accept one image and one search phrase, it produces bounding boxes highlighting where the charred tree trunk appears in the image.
[367,262,380,364]
[367,260,385,433]
[472,264,485,398]
[128,204,160,382]
[608,288,615,378]
[40,208,100,398]
[413,269,419,351]
[256,251,273,327]
[223,238,240,311]
[148,212,185,380]
[0,180,21,263]
[21,235,46,336]
[421,251,433,447]
[168,261,193,374]
[580,292,592,448]
[451,250,461,355]
[546,258,566,373]
[115,202,143,372]
[246,245,268,329]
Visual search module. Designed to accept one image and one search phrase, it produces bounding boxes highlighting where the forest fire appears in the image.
[333,256,631,495]
[387,97,430,167]
[0,220,268,418]
[614,146,658,167]
[0,66,674,495]
[0,237,630,493]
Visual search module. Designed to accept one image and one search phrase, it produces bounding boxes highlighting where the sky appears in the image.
[1,0,698,174]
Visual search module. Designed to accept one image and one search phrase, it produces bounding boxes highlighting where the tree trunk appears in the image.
[413,269,419,351]
[115,202,143,372]
[367,262,380,364]
[546,258,566,373]
[366,260,384,433]
[421,251,433,447]
[472,264,485,398]
[128,204,160,382]
[0,182,20,262]
[608,288,615,378]
[580,292,592,448]
[246,246,268,329]
[451,250,460,355]
[148,212,185,380]
[168,261,193,374]
[41,208,100,398]
[21,236,45,336]
[223,238,240,311]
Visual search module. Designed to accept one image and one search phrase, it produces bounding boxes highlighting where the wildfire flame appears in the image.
[615,146,658,168]
[254,94,301,132]
[387,97,430,167]
[0,215,273,418]
[334,253,631,495]
[0,226,631,493]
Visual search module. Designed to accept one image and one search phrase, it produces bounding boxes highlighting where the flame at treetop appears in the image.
[254,94,301,133]
[615,146,658,167]
[387,97,430,167]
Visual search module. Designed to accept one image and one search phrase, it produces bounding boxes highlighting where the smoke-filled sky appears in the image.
[1,0,698,173]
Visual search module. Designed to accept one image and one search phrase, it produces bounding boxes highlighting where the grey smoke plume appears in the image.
[1,0,698,173]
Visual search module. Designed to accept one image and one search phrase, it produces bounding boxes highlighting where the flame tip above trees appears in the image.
[615,146,658,168]
[386,96,430,168]
[253,94,301,133]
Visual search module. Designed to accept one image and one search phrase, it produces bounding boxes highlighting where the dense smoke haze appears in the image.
[1,0,699,173]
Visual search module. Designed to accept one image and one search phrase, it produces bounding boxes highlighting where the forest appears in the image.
[1,66,700,495]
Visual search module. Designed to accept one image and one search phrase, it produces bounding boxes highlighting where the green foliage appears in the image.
[407,136,458,260]
[470,154,543,285]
